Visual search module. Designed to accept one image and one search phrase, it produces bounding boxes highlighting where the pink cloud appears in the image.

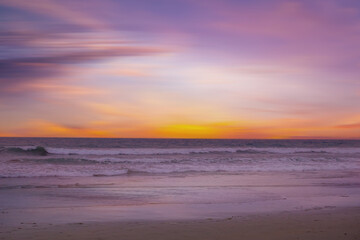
[335,122,360,129]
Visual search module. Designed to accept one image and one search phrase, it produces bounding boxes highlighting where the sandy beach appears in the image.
[1,207,360,240]
[1,170,360,240]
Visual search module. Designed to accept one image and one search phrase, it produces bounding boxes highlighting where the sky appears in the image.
[0,0,360,139]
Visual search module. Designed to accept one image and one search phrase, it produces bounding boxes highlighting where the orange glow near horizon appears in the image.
[1,118,359,139]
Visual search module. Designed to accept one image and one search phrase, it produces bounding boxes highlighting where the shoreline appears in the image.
[1,170,360,226]
[1,206,359,240]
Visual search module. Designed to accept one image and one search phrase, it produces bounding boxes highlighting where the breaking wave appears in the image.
[1,140,360,178]
[3,145,360,156]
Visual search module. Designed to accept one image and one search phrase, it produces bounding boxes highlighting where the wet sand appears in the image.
[1,171,360,239]
[1,207,360,240]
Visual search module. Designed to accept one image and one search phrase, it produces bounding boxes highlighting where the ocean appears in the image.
[1,138,360,225]
[0,138,360,178]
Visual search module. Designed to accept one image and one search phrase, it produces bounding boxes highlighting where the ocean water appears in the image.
[0,138,359,178]
[1,138,360,224]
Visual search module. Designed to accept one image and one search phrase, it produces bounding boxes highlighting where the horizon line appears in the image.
[0,136,359,140]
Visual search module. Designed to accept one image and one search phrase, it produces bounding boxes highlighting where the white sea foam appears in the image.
[1,141,360,178]
[1,155,359,178]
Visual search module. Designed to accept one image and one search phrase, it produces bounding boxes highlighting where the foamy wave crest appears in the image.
[2,146,48,155]
[0,168,129,178]
[2,157,359,178]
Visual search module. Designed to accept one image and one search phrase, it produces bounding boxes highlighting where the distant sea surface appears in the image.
[1,138,359,178]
